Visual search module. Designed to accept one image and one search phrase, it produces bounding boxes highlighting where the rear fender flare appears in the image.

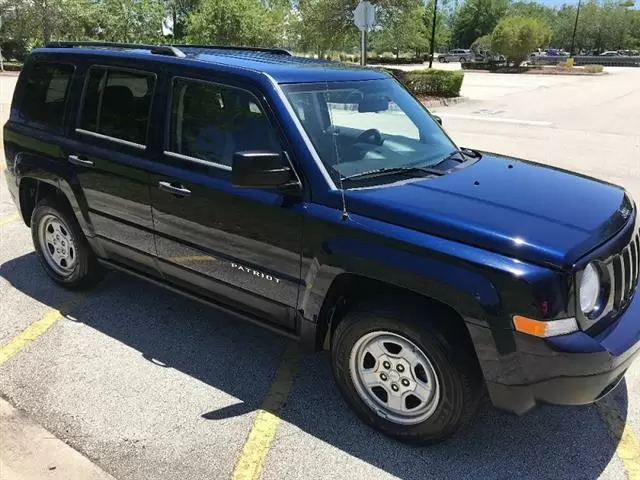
[15,152,94,236]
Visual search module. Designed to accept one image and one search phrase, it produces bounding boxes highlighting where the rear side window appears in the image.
[167,78,281,168]
[19,63,74,132]
[79,67,155,146]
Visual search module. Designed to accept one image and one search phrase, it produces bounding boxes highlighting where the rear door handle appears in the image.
[68,155,94,167]
[158,181,191,197]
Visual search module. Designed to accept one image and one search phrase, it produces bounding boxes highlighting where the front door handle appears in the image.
[158,181,191,197]
[68,155,94,167]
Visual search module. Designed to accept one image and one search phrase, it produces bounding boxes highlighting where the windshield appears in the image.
[281,78,457,186]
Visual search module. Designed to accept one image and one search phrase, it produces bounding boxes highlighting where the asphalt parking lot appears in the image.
[1,68,639,480]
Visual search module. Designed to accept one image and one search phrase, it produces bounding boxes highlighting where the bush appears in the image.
[584,64,604,73]
[491,16,551,66]
[2,63,22,71]
[386,68,464,98]
[1,40,28,62]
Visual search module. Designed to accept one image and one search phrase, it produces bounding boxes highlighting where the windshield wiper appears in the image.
[341,166,445,183]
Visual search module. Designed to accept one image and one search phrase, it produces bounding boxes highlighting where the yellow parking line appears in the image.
[0,212,20,226]
[596,393,640,480]
[0,304,77,367]
[232,343,300,480]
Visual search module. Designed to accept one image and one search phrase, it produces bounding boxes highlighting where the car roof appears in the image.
[33,44,389,84]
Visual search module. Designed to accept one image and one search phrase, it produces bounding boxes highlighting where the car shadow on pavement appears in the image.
[1,253,629,480]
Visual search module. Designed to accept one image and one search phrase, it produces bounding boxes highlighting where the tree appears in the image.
[294,0,354,55]
[507,1,555,26]
[491,15,550,65]
[452,0,509,47]
[470,33,491,56]
[95,0,166,43]
[372,2,429,57]
[423,0,452,52]
[166,0,199,40]
[294,0,421,56]
[186,0,274,46]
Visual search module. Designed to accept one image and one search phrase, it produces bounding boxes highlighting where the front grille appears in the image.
[606,231,640,312]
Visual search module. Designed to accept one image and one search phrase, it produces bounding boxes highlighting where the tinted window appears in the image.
[19,63,74,132]
[168,78,281,167]
[80,68,155,145]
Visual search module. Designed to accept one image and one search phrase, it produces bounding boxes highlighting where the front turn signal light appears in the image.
[513,315,578,338]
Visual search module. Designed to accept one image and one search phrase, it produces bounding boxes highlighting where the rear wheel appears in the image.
[31,197,103,290]
[331,299,481,445]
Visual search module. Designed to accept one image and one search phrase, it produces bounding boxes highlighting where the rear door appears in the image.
[149,72,304,329]
[66,61,160,273]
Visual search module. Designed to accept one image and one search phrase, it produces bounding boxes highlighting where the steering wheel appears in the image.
[356,128,384,146]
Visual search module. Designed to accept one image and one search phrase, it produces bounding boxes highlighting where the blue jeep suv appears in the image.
[4,42,640,445]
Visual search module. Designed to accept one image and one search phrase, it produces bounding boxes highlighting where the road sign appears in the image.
[353,1,375,32]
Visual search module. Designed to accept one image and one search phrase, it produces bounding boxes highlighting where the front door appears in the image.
[149,75,304,329]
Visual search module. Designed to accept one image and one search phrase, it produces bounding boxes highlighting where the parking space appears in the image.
[1,70,640,480]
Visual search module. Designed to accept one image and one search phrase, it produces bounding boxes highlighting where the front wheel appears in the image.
[31,197,103,290]
[331,300,481,445]
[438,56,446,63]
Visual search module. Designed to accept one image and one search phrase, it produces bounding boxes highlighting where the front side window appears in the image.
[282,78,457,186]
[19,62,74,132]
[80,68,155,145]
[167,78,281,168]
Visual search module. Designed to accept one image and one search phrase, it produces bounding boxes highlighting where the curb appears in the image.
[0,398,116,480]
[421,96,466,108]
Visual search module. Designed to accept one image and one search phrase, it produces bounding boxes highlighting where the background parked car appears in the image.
[438,49,474,63]
[600,51,621,56]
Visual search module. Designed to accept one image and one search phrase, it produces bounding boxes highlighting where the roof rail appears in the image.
[170,44,292,56]
[45,41,186,58]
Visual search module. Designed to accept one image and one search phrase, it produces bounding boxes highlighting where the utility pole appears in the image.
[428,0,438,68]
[569,0,582,57]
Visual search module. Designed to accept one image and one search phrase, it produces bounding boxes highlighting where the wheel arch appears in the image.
[15,154,94,235]
[312,271,481,357]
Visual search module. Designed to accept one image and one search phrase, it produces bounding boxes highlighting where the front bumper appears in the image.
[477,287,640,415]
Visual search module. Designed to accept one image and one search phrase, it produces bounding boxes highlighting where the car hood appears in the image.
[344,153,633,269]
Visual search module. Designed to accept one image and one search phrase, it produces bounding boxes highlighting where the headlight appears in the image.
[579,262,601,314]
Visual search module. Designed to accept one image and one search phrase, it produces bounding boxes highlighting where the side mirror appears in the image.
[433,115,443,126]
[232,151,297,189]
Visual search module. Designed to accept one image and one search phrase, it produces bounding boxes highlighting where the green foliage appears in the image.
[507,2,555,26]
[584,64,604,73]
[491,16,550,65]
[372,2,429,57]
[0,0,165,45]
[294,0,355,55]
[470,34,492,55]
[187,0,272,46]
[423,0,452,52]
[0,0,638,56]
[552,1,640,53]
[452,0,509,48]
[387,68,464,97]
[95,0,166,43]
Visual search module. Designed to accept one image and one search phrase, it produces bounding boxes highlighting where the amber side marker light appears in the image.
[513,315,579,338]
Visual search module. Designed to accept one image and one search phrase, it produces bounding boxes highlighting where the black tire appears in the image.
[438,56,446,63]
[331,299,482,445]
[31,196,103,290]
[459,57,466,63]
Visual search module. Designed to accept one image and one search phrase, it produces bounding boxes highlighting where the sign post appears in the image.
[353,1,375,66]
